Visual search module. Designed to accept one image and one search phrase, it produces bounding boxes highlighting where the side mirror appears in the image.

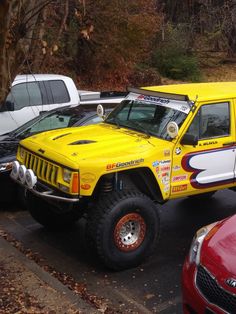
[97,104,105,120]
[167,121,179,139]
[0,101,14,112]
[180,133,198,146]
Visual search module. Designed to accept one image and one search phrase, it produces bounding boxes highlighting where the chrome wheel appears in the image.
[114,213,146,252]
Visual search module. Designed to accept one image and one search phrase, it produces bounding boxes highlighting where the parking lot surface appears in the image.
[1,189,236,313]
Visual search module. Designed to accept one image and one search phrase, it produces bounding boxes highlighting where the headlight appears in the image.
[63,168,72,183]
[19,147,25,159]
[189,222,218,265]
[0,162,13,172]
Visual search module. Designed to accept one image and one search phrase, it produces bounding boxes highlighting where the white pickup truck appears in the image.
[0,74,79,135]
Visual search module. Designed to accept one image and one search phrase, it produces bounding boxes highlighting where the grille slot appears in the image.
[24,151,59,186]
[196,265,236,313]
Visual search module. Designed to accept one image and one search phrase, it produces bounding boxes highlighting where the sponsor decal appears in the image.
[164,186,170,192]
[181,105,188,112]
[152,161,159,167]
[160,160,171,165]
[106,158,144,171]
[164,149,170,157]
[173,165,181,171]
[155,167,159,173]
[199,140,218,146]
[175,147,182,155]
[160,165,170,172]
[182,146,236,189]
[81,183,91,190]
[131,93,190,113]
[162,172,169,177]
[162,178,169,185]
[172,175,187,182]
[80,172,96,183]
[137,94,169,104]
[161,172,170,185]
[172,184,187,193]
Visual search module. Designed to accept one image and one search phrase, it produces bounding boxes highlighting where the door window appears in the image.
[186,102,230,139]
[6,82,43,110]
[47,80,70,103]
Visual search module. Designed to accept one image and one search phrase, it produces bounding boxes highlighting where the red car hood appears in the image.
[201,214,236,275]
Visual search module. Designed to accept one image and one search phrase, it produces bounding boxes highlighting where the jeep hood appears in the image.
[20,123,168,168]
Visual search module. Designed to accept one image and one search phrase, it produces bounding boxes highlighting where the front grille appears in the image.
[24,150,59,186]
[196,265,236,313]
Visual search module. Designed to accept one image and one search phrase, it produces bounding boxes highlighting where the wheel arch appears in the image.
[93,167,164,203]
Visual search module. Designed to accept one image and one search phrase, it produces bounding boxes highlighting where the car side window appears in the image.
[28,114,71,134]
[6,82,43,110]
[47,80,70,104]
[186,102,230,139]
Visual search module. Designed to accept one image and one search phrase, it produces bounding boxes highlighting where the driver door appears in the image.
[170,100,236,197]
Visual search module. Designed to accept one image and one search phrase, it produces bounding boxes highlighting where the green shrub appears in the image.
[153,47,201,81]
[151,23,201,82]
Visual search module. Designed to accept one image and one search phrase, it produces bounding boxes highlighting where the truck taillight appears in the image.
[71,172,79,194]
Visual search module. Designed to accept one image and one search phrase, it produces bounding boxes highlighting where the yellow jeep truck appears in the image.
[11,83,236,270]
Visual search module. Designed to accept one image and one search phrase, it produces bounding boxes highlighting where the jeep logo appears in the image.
[225,278,236,288]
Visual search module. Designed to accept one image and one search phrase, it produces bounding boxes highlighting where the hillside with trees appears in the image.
[1,0,236,102]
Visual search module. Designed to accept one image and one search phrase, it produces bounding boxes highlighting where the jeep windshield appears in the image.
[105,93,190,140]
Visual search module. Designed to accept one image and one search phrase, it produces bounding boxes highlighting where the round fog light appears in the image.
[11,161,20,179]
[19,165,27,183]
[25,169,37,189]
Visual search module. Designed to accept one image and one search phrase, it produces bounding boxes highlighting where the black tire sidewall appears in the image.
[96,193,160,269]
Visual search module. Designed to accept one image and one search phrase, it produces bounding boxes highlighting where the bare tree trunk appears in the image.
[0,0,53,106]
[0,0,14,102]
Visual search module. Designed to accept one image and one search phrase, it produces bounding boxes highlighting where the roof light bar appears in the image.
[127,87,189,102]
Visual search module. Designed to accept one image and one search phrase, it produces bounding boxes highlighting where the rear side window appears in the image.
[6,82,43,110]
[47,80,70,104]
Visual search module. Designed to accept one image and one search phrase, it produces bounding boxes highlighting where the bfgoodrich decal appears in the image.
[106,158,144,171]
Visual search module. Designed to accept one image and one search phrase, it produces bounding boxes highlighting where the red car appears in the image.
[182,215,236,313]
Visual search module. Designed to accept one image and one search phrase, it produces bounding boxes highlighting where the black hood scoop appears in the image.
[69,140,96,145]
[53,133,72,141]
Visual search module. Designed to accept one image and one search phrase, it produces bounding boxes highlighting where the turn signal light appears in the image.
[71,173,79,194]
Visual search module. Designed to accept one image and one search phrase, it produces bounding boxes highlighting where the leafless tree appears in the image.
[0,0,53,106]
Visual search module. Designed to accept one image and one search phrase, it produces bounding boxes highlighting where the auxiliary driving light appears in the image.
[10,161,20,179]
[19,165,27,183]
[25,169,37,189]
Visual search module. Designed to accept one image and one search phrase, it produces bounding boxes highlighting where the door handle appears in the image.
[223,142,236,146]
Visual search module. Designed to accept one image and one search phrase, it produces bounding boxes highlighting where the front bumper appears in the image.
[11,174,80,203]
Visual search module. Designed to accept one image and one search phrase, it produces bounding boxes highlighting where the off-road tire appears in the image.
[86,191,160,270]
[26,192,80,230]
[17,186,27,209]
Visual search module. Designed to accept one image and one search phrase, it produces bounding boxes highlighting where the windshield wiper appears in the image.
[106,117,121,128]
[126,120,151,138]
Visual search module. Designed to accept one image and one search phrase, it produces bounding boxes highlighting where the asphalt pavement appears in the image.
[1,189,236,313]
[0,235,99,314]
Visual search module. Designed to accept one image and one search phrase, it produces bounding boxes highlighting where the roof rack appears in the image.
[79,90,128,101]
[127,87,189,102]
[79,91,101,101]
[100,91,128,98]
